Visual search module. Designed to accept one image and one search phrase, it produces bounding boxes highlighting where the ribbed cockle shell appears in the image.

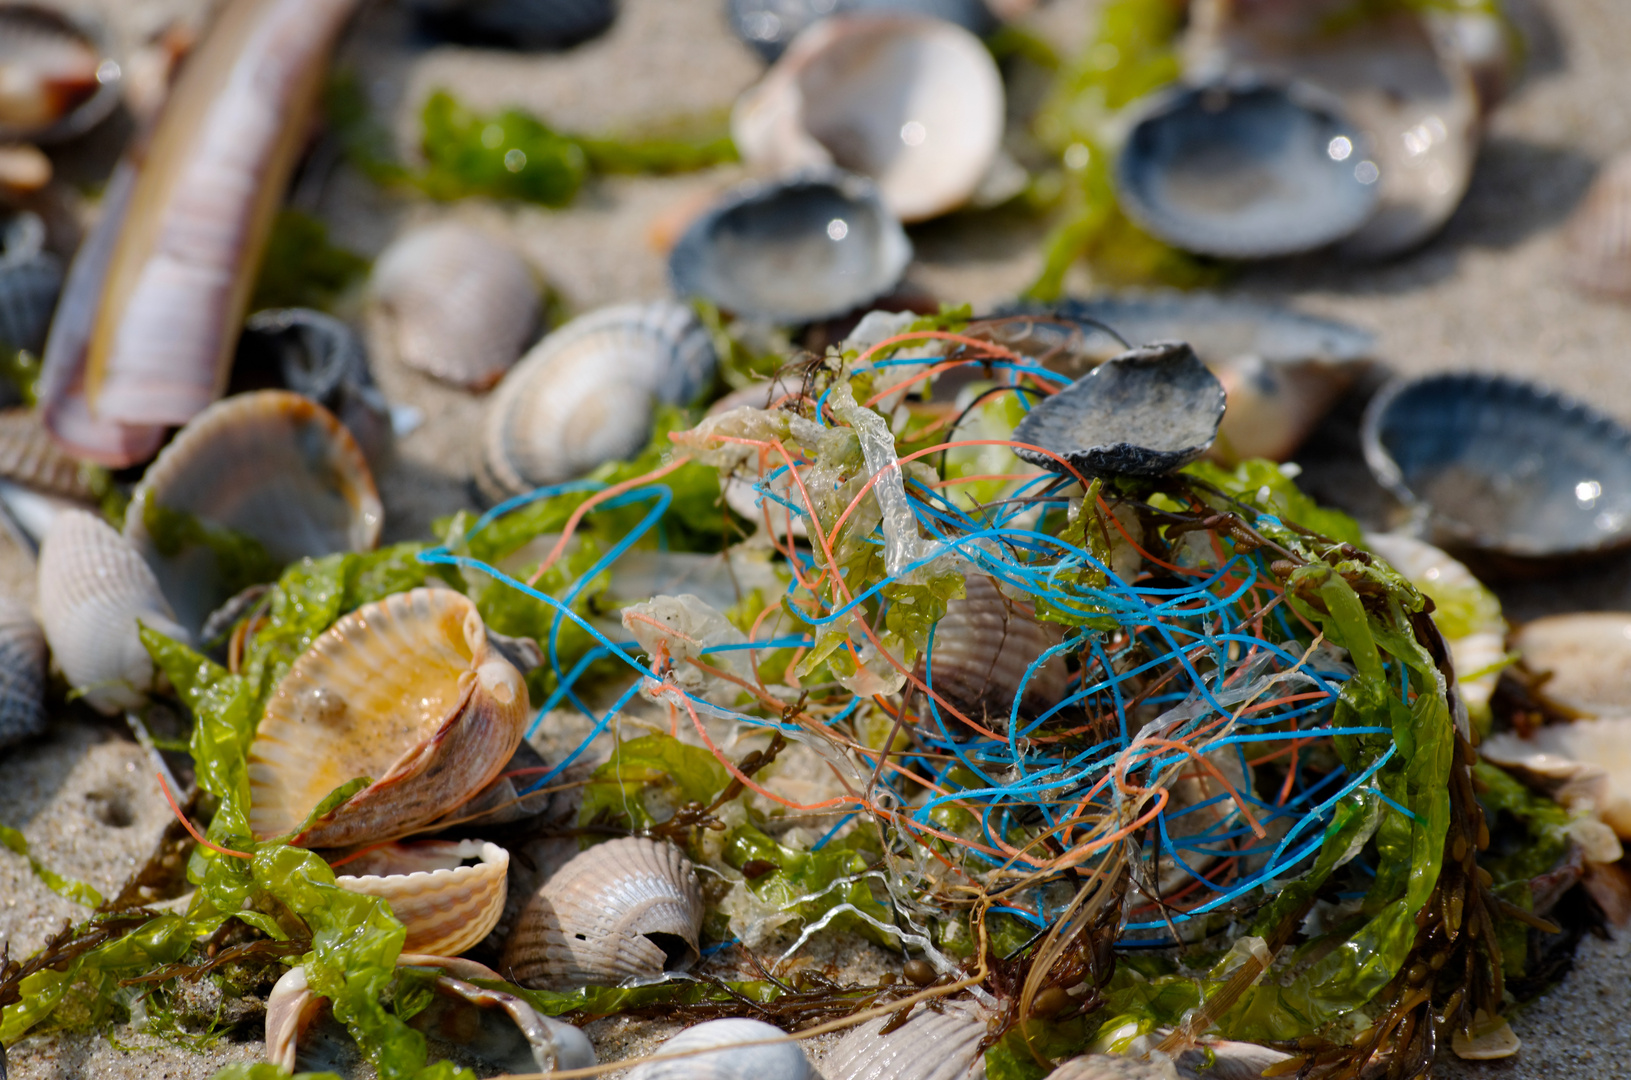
[822,999,990,1080]
[334,839,509,957]
[628,1018,812,1080]
[501,836,703,989]
[0,409,97,501]
[921,573,1070,733]
[0,594,46,747]
[247,588,528,848]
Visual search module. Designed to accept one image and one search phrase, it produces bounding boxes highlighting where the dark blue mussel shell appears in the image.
[669,171,911,325]
[0,211,63,357]
[406,0,617,49]
[1012,341,1226,478]
[1362,372,1631,559]
[1115,79,1380,259]
[726,0,996,62]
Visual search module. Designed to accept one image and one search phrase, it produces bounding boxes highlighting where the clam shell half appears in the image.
[247,587,529,847]
[1564,151,1631,300]
[335,839,509,957]
[0,594,45,747]
[628,1018,812,1080]
[822,999,989,1080]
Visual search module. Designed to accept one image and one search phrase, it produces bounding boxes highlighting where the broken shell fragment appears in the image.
[37,508,189,714]
[0,594,45,747]
[501,836,703,989]
[628,1018,812,1080]
[247,587,529,848]
[822,998,990,1080]
[334,839,509,957]
[921,573,1070,733]
[1513,612,1631,717]
[0,409,98,502]
[1450,1010,1521,1061]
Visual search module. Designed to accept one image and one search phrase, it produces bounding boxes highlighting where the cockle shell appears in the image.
[334,839,509,957]
[0,594,45,747]
[0,4,120,143]
[247,587,529,848]
[1563,151,1631,300]
[921,573,1070,733]
[37,508,189,714]
[501,836,703,989]
[628,1018,812,1080]
[479,301,716,501]
[0,409,97,501]
[1148,746,1254,895]
[822,999,989,1080]
[727,0,998,64]
[1049,1055,1176,1080]
[370,221,541,390]
[1481,718,1631,841]
[732,14,1004,223]
[1512,612,1631,717]
[123,390,383,636]
[0,210,62,356]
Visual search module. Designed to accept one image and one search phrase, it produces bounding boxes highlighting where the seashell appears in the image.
[1012,342,1225,479]
[0,142,52,196]
[404,0,617,49]
[628,1018,812,1080]
[0,594,45,747]
[0,209,63,356]
[1049,1054,1176,1080]
[732,15,1003,222]
[1146,746,1254,895]
[37,508,190,714]
[235,308,394,467]
[1563,151,1631,301]
[432,739,560,829]
[822,998,989,1080]
[1114,78,1380,259]
[920,573,1069,733]
[1512,612,1631,717]
[333,839,508,957]
[0,4,121,144]
[123,390,383,636]
[728,0,997,63]
[0,409,97,501]
[501,835,703,989]
[479,301,716,501]
[1173,1039,1294,1080]
[1361,372,1631,560]
[247,587,529,848]
[1450,1010,1521,1061]
[669,172,911,325]
[369,222,542,391]
[1481,718,1631,840]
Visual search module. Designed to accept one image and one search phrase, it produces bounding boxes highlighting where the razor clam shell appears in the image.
[0,210,62,357]
[370,222,541,390]
[0,409,95,501]
[0,593,45,747]
[501,836,703,989]
[0,5,120,144]
[335,839,509,957]
[628,1018,812,1080]
[1512,612,1631,717]
[37,507,189,714]
[479,302,715,501]
[920,573,1069,732]
[247,587,529,847]
[823,999,989,1080]
[1564,151,1631,300]
[123,390,383,636]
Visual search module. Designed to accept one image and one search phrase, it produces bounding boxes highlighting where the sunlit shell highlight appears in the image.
[335,839,509,957]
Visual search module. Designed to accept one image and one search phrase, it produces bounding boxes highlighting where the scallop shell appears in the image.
[1563,151,1631,300]
[0,594,45,747]
[370,222,541,390]
[479,302,716,501]
[334,839,508,957]
[1512,612,1631,717]
[0,409,96,501]
[727,0,998,63]
[668,172,911,325]
[0,210,63,356]
[732,14,1004,222]
[247,587,529,848]
[920,573,1069,733]
[627,1018,812,1080]
[124,390,383,636]
[0,4,121,144]
[501,836,703,989]
[37,507,189,714]
[1481,718,1631,840]
[822,998,989,1080]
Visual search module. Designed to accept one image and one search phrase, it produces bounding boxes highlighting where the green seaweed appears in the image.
[1181,458,1366,547]
[723,825,896,946]
[416,90,588,206]
[139,502,283,603]
[579,733,730,834]
[0,825,103,908]
[250,209,371,313]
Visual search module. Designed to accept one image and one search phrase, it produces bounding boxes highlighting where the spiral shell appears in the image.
[1564,152,1631,299]
[247,588,528,848]
[37,508,189,714]
[501,836,703,989]
[335,839,509,957]
[0,408,96,500]
[0,594,45,747]
[370,222,541,390]
[822,999,989,1080]
[628,1018,812,1080]
[921,573,1070,732]
[479,302,715,501]
[124,390,383,636]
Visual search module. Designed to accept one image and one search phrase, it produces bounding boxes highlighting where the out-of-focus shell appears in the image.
[0,594,45,746]
[404,0,616,49]
[0,409,96,501]
[123,390,383,636]
[37,508,189,713]
[726,0,996,63]
[0,4,121,143]
[247,588,528,848]
[628,1018,812,1080]
[1049,1054,1176,1080]
[334,839,509,957]
[1481,718,1631,840]
[920,573,1069,733]
[479,302,716,501]
[501,836,703,989]
[1450,1010,1521,1061]
[1513,612,1631,717]
[1149,746,1253,895]
[1563,152,1631,301]
[822,998,989,1080]
[370,222,541,390]
[669,172,911,325]
[1173,1039,1295,1080]
[0,210,63,356]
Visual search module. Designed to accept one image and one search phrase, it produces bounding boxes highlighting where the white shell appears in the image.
[822,999,989,1080]
[479,302,715,501]
[1481,718,1631,840]
[1563,152,1631,299]
[1513,612,1631,717]
[124,390,383,636]
[370,222,541,390]
[732,15,1004,223]
[501,836,703,989]
[335,839,509,957]
[0,594,46,746]
[628,1018,812,1080]
[37,508,189,713]
[1050,1054,1176,1080]
[1450,1010,1521,1060]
